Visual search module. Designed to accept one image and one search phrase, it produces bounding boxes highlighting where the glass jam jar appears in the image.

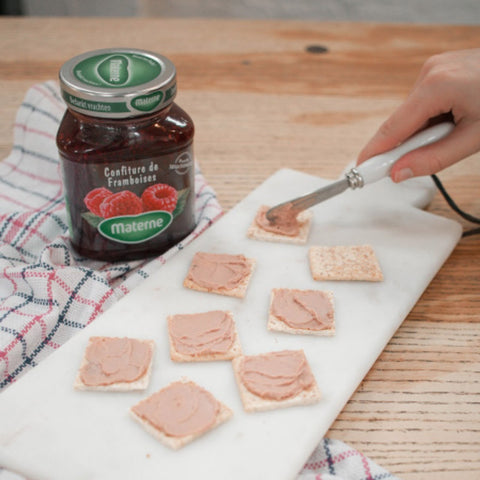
[56,48,195,262]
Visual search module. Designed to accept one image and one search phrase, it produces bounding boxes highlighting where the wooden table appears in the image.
[1,17,479,480]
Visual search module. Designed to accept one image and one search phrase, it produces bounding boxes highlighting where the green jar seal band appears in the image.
[59,48,177,118]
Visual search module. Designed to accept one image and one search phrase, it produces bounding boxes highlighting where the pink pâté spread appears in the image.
[255,204,301,236]
[80,337,152,386]
[131,381,220,437]
[169,311,235,355]
[271,289,334,331]
[239,350,314,400]
[187,252,250,291]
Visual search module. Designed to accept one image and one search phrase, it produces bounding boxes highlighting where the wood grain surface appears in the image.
[1,17,479,479]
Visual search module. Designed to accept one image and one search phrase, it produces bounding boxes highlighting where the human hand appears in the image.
[357,48,480,182]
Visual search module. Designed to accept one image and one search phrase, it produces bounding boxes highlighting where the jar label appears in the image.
[61,149,194,246]
[98,211,173,244]
[74,52,162,89]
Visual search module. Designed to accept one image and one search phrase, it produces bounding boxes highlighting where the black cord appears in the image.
[463,227,480,237]
[431,174,480,237]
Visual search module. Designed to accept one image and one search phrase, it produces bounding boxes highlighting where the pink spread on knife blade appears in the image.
[255,204,301,236]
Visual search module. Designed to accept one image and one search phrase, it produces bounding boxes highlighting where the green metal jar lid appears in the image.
[59,48,177,118]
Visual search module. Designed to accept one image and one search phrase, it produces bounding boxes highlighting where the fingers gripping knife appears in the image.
[265,122,455,222]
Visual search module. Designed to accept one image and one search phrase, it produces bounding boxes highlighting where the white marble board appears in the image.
[0,169,462,480]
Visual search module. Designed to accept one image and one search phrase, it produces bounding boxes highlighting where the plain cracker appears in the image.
[74,337,154,392]
[168,311,242,362]
[247,205,313,245]
[183,253,256,298]
[130,379,233,450]
[309,245,383,282]
[267,288,335,336]
[232,353,322,413]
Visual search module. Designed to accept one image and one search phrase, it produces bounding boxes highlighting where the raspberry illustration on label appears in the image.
[99,191,143,218]
[84,187,113,216]
[81,184,190,245]
[142,184,178,212]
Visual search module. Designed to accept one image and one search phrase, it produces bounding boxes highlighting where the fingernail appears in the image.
[394,168,413,183]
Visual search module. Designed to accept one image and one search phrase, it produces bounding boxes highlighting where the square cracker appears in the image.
[168,310,242,362]
[267,288,335,337]
[247,205,313,245]
[232,352,322,413]
[74,337,154,392]
[309,245,383,282]
[130,379,233,450]
[183,252,256,298]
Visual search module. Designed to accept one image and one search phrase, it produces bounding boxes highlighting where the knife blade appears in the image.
[266,121,454,222]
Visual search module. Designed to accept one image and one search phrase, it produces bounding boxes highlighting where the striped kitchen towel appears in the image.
[0,81,223,390]
[297,438,401,480]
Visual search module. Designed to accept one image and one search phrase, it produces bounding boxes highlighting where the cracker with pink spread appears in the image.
[268,288,335,336]
[247,205,312,245]
[168,310,242,362]
[183,251,256,298]
[74,336,154,392]
[130,379,233,449]
[232,350,321,413]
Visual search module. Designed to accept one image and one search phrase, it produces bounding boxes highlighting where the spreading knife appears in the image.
[265,121,454,222]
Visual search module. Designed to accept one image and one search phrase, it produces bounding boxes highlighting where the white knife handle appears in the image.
[354,122,455,185]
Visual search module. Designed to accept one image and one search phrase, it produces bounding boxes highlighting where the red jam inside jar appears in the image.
[56,48,195,261]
